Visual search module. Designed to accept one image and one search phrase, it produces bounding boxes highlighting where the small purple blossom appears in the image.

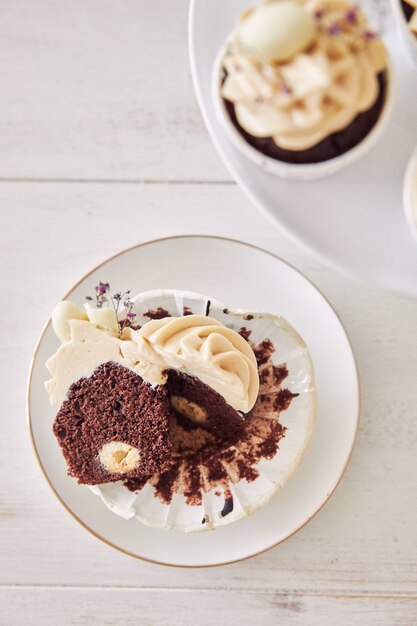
[86,281,110,308]
[328,22,341,35]
[96,281,110,296]
[85,282,137,336]
[364,29,376,39]
[314,8,325,20]
[282,82,292,95]
[345,7,358,24]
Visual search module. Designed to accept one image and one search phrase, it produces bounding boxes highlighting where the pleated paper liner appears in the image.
[90,289,316,532]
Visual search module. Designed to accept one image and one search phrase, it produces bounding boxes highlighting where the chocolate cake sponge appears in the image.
[224,72,388,165]
[53,362,174,485]
[166,370,246,442]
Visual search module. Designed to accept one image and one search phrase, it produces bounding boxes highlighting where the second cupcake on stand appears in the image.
[212,0,392,180]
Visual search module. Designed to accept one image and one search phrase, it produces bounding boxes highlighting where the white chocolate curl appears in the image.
[52,301,88,343]
[123,316,260,413]
[238,1,316,63]
[84,302,119,334]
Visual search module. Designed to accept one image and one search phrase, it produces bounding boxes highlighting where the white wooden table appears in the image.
[1,2,417,624]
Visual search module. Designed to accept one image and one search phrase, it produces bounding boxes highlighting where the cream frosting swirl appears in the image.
[221,0,388,151]
[124,316,259,413]
[46,305,260,414]
[46,320,130,406]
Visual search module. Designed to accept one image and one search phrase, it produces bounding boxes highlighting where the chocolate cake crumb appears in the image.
[143,307,171,320]
[259,364,289,391]
[253,338,275,366]
[238,326,252,342]
[275,389,299,412]
[122,318,141,331]
[183,306,193,316]
[205,300,211,316]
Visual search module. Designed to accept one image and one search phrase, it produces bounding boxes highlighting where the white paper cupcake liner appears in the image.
[211,37,393,181]
[89,289,317,532]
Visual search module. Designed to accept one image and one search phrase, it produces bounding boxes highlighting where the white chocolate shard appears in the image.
[84,302,118,334]
[238,1,316,63]
[52,300,88,343]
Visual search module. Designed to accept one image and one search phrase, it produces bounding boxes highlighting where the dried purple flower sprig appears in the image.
[85,281,110,309]
[111,290,137,337]
[314,3,378,42]
[85,282,137,337]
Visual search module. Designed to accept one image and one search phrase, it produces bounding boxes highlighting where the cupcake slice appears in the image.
[53,362,174,485]
[45,294,176,484]
[46,288,316,531]
[166,370,246,441]
[214,0,391,178]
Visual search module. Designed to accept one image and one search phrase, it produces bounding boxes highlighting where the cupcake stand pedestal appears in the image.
[190,0,417,295]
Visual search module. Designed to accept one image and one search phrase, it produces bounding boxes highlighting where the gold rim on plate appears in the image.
[26,234,361,568]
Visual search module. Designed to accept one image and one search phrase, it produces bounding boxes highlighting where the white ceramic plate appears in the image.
[28,236,359,566]
[189,1,417,296]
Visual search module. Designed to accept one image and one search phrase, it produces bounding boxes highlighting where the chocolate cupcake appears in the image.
[45,288,259,490]
[45,288,316,531]
[82,289,316,532]
[213,0,392,180]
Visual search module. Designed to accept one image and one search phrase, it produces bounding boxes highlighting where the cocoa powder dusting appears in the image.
[124,334,295,508]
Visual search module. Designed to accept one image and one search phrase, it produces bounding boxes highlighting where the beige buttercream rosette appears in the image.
[221,0,388,151]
